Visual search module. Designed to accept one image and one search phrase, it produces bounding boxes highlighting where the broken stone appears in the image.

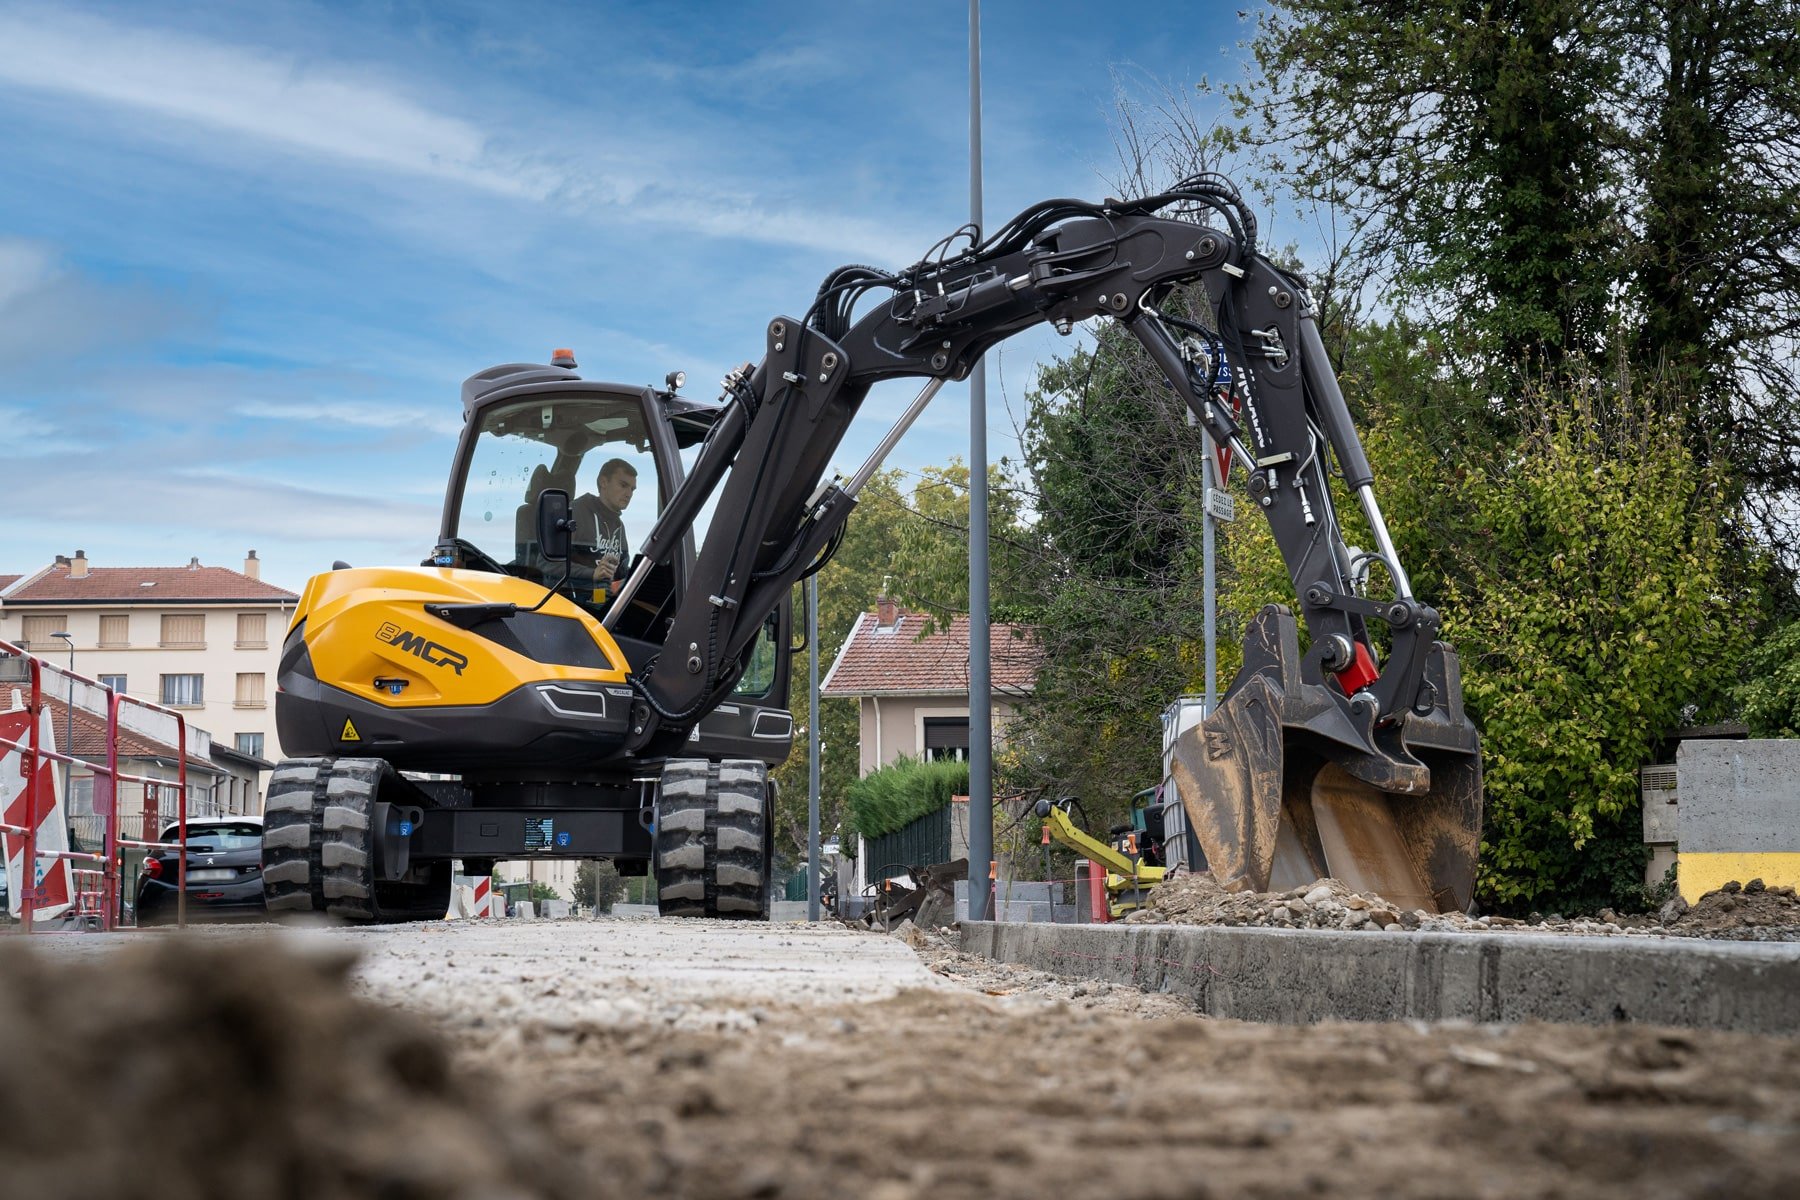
[1722,880,1743,894]
[1368,909,1398,928]
[1343,895,1370,911]
[1745,878,1766,895]
[1303,885,1334,907]
[1341,909,1371,930]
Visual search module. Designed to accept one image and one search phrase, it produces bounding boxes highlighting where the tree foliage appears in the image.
[1734,621,1800,737]
[768,465,1035,865]
[1432,371,1755,908]
[842,755,971,841]
[1224,0,1800,546]
[1005,316,1216,818]
[572,860,626,913]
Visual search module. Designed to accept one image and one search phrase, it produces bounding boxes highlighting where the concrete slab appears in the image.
[960,920,1800,1035]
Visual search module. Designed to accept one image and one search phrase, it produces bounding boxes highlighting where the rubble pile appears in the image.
[1121,873,1469,932]
[1122,873,1800,940]
[1657,877,1800,940]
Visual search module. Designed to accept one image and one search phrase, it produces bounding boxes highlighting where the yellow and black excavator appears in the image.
[262,175,1482,923]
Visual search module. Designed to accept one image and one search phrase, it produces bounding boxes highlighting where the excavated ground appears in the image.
[1123,873,1800,941]
[4,916,1799,1199]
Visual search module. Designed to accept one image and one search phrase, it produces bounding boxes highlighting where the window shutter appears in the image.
[236,612,267,646]
[21,615,67,646]
[99,615,129,646]
[160,613,205,646]
[235,672,265,706]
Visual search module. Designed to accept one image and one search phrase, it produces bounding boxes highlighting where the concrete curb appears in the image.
[959,921,1800,1034]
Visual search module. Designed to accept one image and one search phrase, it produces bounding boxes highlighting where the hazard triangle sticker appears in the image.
[340,718,361,742]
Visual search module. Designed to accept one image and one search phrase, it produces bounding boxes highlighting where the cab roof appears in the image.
[461,363,723,449]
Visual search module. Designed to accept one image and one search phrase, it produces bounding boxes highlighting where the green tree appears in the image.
[1436,371,1754,909]
[1223,0,1622,371]
[1009,316,1216,820]
[767,465,1037,865]
[1734,622,1800,737]
[572,860,627,913]
[1225,0,1800,547]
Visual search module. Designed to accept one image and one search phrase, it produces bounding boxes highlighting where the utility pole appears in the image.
[965,0,994,923]
[806,576,821,922]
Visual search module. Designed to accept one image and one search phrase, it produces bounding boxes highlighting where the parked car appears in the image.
[134,816,266,926]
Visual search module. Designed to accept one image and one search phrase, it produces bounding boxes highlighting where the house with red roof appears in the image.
[0,550,298,804]
[821,596,1040,774]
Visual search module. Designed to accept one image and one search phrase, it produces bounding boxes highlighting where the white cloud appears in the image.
[237,399,464,439]
[0,248,201,371]
[0,7,950,264]
[0,6,561,200]
[0,238,54,308]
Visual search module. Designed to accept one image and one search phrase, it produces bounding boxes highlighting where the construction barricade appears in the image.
[0,638,191,932]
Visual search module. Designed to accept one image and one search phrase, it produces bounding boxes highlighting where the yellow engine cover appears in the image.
[291,567,630,710]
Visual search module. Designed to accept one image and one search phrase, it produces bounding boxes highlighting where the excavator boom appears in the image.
[611,176,1482,911]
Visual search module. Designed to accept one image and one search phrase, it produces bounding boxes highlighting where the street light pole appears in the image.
[50,631,74,850]
[965,0,994,925]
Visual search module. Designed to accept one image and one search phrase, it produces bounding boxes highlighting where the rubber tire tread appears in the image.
[260,757,450,924]
[655,758,771,921]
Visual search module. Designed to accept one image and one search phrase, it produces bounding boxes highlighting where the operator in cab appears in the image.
[570,458,637,594]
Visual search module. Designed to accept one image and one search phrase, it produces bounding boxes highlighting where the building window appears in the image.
[21,614,68,648]
[236,612,267,648]
[98,614,129,647]
[235,732,265,759]
[159,613,205,648]
[99,673,127,694]
[923,717,971,763]
[160,674,204,707]
[234,672,265,708]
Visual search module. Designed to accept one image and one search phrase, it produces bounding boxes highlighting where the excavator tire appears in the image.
[261,757,451,924]
[655,758,772,920]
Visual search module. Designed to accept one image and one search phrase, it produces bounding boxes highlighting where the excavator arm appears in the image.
[615,176,1482,910]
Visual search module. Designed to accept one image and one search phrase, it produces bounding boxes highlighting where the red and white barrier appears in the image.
[0,705,76,922]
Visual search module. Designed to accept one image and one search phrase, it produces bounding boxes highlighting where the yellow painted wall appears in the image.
[1678,852,1800,902]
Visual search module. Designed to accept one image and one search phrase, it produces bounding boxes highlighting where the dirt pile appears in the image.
[1123,873,1800,940]
[1122,873,1482,932]
[1658,878,1800,939]
[0,938,581,1200]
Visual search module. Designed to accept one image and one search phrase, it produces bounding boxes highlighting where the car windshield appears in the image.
[453,393,663,584]
[164,823,262,852]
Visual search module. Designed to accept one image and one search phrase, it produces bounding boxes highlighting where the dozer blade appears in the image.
[1170,606,1483,914]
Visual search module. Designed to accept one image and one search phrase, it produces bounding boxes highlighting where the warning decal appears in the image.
[341,718,361,742]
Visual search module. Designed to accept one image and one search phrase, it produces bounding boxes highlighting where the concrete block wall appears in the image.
[1676,739,1800,901]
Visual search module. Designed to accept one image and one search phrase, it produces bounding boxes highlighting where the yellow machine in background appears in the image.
[1036,796,1167,921]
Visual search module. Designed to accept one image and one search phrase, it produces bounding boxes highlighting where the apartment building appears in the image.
[0,550,298,800]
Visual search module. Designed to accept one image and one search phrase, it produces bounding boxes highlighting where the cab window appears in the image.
[453,395,663,591]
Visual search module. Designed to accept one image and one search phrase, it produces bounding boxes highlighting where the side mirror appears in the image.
[536,489,572,562]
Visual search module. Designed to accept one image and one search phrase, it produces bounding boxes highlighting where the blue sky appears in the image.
[0,0,1264,593]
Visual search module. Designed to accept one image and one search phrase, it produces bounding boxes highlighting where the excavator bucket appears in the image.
[1171,606,1483,914]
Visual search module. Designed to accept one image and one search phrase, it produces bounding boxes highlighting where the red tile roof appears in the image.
[1,691,218,772]
[1,561,297,604]
[821,610,1039,698]
[0,576,18,592]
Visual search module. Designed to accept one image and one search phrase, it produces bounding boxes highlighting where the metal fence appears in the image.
[0,640,191,931]
[862,804,952,878]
